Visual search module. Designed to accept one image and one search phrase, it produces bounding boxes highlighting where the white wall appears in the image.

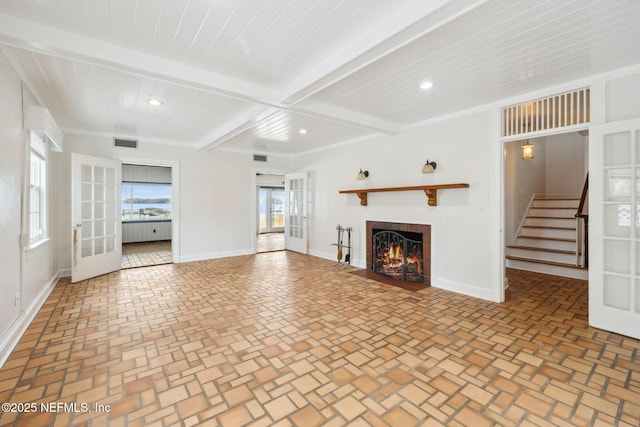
[0,51,24,352]
[606,72,640,122]
[544,132,588,194]
[54,135,292,267]
[0,51,61,366]
[292,111,500,301]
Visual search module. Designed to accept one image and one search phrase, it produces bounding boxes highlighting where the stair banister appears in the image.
[575,173,589,268]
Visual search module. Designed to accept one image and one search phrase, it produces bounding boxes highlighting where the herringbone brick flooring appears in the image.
[122,241,172,269]
[0,252,638,426]
[257,233,285,253]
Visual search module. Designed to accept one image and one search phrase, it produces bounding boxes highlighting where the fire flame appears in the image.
[378,243,422,275]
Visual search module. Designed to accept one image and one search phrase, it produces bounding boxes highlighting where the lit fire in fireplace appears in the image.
[373,230,424,282]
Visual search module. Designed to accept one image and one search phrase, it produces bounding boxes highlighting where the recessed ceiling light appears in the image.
[419,81,434,90]
[299,129,307,134]
[148,98,164,106]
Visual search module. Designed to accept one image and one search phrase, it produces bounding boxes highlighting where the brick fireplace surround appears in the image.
[366,220,431,287]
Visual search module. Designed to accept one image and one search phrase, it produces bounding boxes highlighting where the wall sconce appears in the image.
[422,159,437,174]
[356,169,369,180]
[521,140,535,159]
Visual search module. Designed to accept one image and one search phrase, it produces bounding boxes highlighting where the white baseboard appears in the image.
[178,248,254,263]
[432,277,502,302]
[308,248,364,268]
[0,273,59,369]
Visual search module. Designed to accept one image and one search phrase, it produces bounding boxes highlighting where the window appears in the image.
[29,131,47,242]
[121,183,172,222]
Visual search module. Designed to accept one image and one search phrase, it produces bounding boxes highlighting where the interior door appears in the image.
[589,118,640,339]
[284,172,308,254]
[72,153,121,283]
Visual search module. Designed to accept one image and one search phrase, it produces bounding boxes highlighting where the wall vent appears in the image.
[253,154,267,162]
[114,138,138,149]
[502,87,590,138]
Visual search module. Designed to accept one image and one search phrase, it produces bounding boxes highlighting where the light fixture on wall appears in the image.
[356,169,369,180]
[422,159,437,174]
[521,140,535,159]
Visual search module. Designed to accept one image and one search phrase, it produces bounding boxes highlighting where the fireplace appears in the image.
[366,221,431,286]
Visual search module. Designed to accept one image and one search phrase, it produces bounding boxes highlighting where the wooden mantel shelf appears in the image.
[339,183,469,206]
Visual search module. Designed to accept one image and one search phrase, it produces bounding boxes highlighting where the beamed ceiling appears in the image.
[1,0,639,156]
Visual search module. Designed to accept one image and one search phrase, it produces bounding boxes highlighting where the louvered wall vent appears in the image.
[502,88,590,138]
[253,154,267,162]
[114,138,138,149]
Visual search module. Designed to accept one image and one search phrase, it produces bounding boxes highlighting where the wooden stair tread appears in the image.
[527,215,575,219]
[507,245,575,255]
[518,235,576,242]
[531,206,578,209]
[534,197,580,201]
[506,255,585,269]
[521,225,575,230]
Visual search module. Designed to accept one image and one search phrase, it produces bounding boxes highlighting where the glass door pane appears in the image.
[258,189,268,233]
[271,190,284,230]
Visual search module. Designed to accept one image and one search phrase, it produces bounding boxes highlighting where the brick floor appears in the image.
[121,241,172,269]
[0,252,638,426]
[257,233,285,253]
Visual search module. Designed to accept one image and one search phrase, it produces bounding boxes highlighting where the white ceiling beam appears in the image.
[196,105,280,151]
[0,13,279,105]
[293,100,403,135]
[280,0,489,105]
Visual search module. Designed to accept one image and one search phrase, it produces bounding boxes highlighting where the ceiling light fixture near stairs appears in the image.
[521,140,535,159]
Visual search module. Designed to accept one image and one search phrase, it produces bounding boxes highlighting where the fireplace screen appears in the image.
[372,229,424,282]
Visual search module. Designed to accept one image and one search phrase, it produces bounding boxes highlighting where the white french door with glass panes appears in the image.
[259,187,284,233]
[72,153,121,283]
[284,172,308,254]
[590,118,640,339]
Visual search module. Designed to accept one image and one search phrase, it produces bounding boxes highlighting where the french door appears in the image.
[284,172,308,254]
[71,153,121,282]
[258,187,284,233]
[589,118,640,339]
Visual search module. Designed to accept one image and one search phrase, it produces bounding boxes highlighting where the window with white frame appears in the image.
[29,131,47,243]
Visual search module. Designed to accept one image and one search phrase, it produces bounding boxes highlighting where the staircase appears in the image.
[506,195,588,280]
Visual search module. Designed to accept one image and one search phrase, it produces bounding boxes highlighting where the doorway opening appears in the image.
[257,174,285,253]
[504,132,589,282]
[121,163,173,268]
[501,88,590,299]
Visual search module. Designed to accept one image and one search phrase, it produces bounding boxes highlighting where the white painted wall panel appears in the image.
[122,221,171,243]
[545,133,588,194]
[122,164,171,183]
[0,50,23,342]
[256,174,284,186]
[606,73,640,122]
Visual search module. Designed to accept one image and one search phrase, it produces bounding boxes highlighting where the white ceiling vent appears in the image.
[253,154,267,162]
[114,138,138,149]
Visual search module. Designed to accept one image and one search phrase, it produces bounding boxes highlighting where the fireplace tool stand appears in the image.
[330,224,352,265]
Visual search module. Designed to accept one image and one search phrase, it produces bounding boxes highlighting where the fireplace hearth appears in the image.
[366,221,431,287]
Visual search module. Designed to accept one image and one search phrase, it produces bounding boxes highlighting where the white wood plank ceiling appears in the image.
[0,0,639,156]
